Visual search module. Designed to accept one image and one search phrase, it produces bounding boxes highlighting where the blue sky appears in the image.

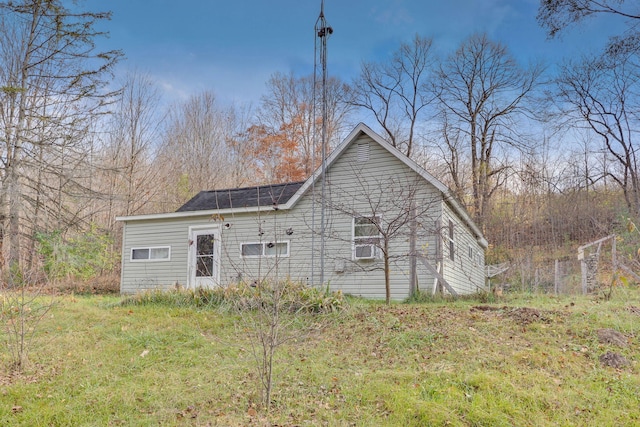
[85,0,618,107]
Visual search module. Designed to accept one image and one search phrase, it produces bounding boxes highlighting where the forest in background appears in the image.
[1,0,640,292]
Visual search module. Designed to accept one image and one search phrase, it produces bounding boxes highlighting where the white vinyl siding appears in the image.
[120,218,193,293]
[441,203,486,294]
[315,135,442,300]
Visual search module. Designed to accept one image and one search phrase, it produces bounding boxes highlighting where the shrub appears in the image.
[120,281,346,314]
[35,224,117,282]
[404,290,499,304]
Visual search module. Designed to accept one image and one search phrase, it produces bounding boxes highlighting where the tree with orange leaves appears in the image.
[247,72,353,184]
[243,123,306,183]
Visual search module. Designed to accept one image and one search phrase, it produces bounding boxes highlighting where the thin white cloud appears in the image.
[370,0,414,27]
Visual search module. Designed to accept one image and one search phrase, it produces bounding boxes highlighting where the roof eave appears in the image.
[116,204,284,222]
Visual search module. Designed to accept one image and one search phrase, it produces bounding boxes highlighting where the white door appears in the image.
[189,228,221,288]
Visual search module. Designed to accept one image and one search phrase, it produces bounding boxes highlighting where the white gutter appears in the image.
[116,204,284,222]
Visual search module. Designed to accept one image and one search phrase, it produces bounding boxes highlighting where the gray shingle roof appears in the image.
[176,181,305,212]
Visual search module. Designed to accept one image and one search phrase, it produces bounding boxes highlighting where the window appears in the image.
[241,243,262,257]
[131,246,170,262]
[476,251,482,266]
[241,241,289,258]
[468,244,473,259]
[195,234,216,277]
[353,216,381,260]
[448,220,455,261]
[265,242,288,256]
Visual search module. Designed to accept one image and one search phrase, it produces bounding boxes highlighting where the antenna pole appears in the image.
[312,0,332,287]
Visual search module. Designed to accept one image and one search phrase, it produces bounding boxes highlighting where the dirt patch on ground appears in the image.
[470,305,507,312]
[507,307,549,325]
[0,364,46,387]
[471,305,556,325]
[13,275,120,296]
[597,328,628,347]
[599,351,629,369]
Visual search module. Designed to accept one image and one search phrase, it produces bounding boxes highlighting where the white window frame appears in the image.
[240,241,290,258]
[130,246,171,262]
[447,220,455,261]
[353,215,381,260]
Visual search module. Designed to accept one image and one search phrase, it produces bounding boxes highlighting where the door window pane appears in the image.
[196,256,214,277]
[197,234,215,255]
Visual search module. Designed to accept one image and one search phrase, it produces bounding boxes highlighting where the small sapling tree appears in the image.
[221,203,342,412]
[322,166,442,304]
[0,274,54,373]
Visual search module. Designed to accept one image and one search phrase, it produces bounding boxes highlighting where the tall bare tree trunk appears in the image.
[0,0,121,275]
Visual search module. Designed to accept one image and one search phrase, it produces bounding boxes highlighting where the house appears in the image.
[116,123,488,300]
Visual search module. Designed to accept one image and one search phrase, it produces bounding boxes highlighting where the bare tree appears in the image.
[101,71,164,220]
[0,0,120,275]
[434,33,543,228]
[322,164,444,304]
[21,115,98,271]
[555,51,640,216]
[239,280,295,412]
[254,71,353,179]
[538,0,640,52]
[155,92,251,207]
[218,206,338,412]
[350,35,436,157]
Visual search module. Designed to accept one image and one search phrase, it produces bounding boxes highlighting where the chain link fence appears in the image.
[490,238,621,296]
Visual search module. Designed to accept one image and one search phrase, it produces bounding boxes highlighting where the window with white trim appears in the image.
[353,216,381,260]
[131,246,171,262]
[241,241,289,258]
[447,220,455,261]
[468,244,473,259]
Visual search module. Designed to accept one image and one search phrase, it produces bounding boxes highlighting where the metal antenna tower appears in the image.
[311,0,332,286]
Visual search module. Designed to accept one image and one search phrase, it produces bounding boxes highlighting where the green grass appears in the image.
[1,289,639,426]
